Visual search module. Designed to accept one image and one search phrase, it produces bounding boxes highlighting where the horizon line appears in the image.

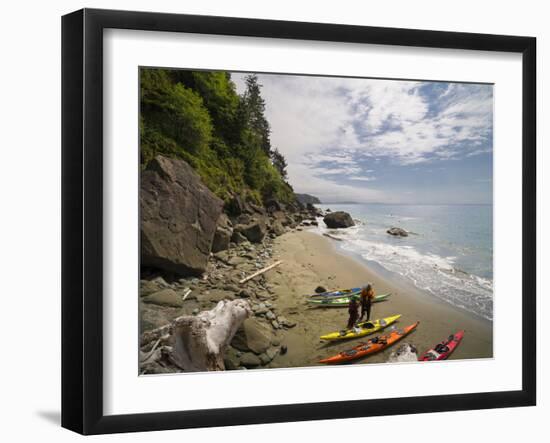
[314,201,493,206]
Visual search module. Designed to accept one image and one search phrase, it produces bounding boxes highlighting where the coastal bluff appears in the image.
[139,155,326,373]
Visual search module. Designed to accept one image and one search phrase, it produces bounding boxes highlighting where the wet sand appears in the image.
[264,230,493,367]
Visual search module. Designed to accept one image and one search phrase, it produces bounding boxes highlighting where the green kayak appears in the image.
[307,293,391,307]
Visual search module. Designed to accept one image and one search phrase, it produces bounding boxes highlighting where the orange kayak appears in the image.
[319,322,419,364]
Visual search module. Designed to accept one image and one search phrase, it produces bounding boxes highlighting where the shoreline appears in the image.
[263,230,493,368]
[139,225,493,373]
[329,235,494,325]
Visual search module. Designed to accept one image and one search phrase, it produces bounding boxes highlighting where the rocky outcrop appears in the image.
[295,193,321,205]
[323,211,355,229]
[224,194,248,217]
[387,227,408,237]
[270,220,285,237]
[265,199,283,213]
[140,155,224,276]
[212,213,233,253]
[234,219,267,243]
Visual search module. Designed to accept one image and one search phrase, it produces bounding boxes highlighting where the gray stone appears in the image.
[228,256,246,267]
[141,288,183,308]
[266,346,279,360]
[278,316,297,328]
[212,213,233,253]
[223,347,241,370]
[387,227,409,237]
[140,303,179,332]
[231,318,274,354]
[231,231,248,245]
[225,194,249,217]
[223,284,240,293]
[206,289,235,303]
[270,220,285,236]
[234,219,267,243]
[240,352,261,368]
[213,250,231,264]
[140,279,161,297]
[259,353,271,365]
[238,289,253,298]
[253,303,269,315]
[151,276,169,287]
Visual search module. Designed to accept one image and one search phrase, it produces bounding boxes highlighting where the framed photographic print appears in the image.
[61,8,536,435]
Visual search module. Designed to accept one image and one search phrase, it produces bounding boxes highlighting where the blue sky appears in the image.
[232,73,493,204]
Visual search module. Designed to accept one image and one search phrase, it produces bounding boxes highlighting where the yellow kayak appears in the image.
[320,314,402,341]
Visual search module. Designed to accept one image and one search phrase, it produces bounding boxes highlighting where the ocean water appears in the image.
[314,203,493,321]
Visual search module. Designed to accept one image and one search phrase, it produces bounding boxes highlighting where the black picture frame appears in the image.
[61,8,536,435]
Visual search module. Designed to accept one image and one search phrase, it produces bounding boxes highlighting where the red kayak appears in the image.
[419,330,465,361]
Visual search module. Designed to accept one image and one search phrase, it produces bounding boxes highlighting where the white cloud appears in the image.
[231,72,493,202]
[348,176,376,182]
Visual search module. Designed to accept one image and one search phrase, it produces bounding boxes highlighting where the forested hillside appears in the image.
[140,68,295,205]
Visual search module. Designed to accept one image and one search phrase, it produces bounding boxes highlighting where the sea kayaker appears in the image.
[360,283,375,322]
[347,294,360,329]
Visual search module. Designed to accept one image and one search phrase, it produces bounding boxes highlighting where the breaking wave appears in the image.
[314,220,493,321]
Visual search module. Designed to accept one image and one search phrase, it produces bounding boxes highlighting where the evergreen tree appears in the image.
[242,74,271,155]
[271,148,288,179]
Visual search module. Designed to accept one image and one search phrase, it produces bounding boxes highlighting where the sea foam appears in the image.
[313,212,493,321]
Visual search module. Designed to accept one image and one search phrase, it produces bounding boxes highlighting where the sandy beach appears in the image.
[262,230,493,368]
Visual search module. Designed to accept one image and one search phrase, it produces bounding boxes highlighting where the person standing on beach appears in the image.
[360,284,375,322]
[347,294,360,329]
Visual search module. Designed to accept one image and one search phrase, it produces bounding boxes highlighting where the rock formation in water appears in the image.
[387,227,409,237]
[323,211,355,229]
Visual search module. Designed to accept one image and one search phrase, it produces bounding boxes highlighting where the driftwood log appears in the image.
[239,260,283,284]
[140,299,252,373]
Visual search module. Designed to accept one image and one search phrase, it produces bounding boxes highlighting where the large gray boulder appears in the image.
[234,218,267,243]
[140,155,224,276]
[323,211,355,229]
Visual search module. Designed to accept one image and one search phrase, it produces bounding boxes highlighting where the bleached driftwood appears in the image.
[239,260,283,284]
[140,299,252,373]
[182,289,192,301]
[386,343,419,363]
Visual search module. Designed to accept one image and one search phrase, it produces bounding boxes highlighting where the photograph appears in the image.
[138,67,494,373]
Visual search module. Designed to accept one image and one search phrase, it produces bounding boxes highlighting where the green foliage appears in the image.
[140,68,294,205]
[141,70,212,156]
